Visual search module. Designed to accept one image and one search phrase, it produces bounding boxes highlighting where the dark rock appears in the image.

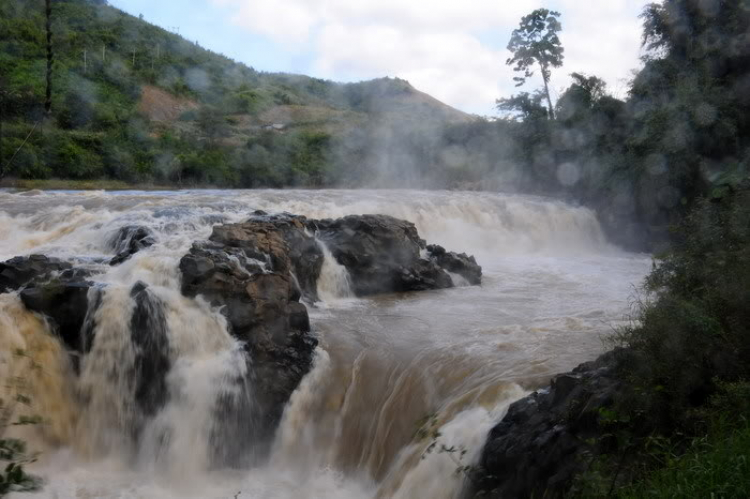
[79,286,103,354]
[179,219,318,448]
[20,279,93,352]
[426,244,482,285]
[0,255,72,292]
[312,214,473,295]
[202,213,483,300]
[476,350,627,499]
[176,211,483,459]
[108,225,156,266]
[246,212,324,301]
[130,282,170,417]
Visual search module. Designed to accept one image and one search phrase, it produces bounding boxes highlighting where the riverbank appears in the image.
[0,177,177,191]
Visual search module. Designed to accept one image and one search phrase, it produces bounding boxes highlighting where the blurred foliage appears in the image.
[568,182,750,496]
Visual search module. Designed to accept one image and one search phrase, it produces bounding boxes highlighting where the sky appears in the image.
[109,0,650,115]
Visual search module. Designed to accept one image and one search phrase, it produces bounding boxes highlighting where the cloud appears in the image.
[214,0,648,113]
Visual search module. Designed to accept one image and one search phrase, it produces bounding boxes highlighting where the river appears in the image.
[0,189,650,498]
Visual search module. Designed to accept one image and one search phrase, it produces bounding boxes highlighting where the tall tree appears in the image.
[45,0,53,116]
[506,9,564,119]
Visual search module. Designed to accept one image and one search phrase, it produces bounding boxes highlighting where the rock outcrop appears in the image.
[310,214,482,295]
[179,219,318,438]
[177,212,483,443]
[476,350,626,499]
[425,244,481,285]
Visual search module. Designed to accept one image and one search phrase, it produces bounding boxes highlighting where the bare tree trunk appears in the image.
[45,0,53,116]
[540,61,555,120]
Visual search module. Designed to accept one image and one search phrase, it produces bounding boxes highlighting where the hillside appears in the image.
[0,0,475,187]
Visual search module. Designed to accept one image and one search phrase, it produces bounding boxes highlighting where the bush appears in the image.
[613,382,750,499]
[49,136,103,179]
[616,184,750,429]
[1,138,50,179]
[573,185,750,497]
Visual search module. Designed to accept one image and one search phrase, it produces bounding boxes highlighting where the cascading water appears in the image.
[315,240,354,302]
[0,189,651,498]
[0,294,77,449]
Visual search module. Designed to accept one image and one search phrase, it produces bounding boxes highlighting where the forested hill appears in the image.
[0,0,474,187]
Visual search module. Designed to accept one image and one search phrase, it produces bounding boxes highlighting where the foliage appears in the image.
[0,438,40,496]
[568,183,750,497]
[0,0,412,188]
[0,349,42,497]
[612,381,750,499]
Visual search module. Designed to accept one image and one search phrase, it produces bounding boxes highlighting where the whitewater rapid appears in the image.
[0,189,650,498]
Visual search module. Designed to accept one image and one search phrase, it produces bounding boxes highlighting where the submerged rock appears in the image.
[108,225,156,266]
[476,350,626,499]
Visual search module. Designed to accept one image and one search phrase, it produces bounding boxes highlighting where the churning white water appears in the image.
[0,189,651,498]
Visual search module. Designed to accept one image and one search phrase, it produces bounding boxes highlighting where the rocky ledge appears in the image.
[178,212,482,433]
[475,350,627,498]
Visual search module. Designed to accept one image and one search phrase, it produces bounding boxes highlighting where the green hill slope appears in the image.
[0,0,474,187]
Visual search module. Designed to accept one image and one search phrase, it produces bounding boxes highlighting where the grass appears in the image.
[615,421,750,499]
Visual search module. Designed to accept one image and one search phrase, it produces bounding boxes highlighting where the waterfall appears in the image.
[315,240,353,302]
[74,278,254,472]
[0,294,77,449]
[0,189,651,498]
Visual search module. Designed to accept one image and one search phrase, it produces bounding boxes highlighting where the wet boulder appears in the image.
[179,219,318,441]
[0,255,72,292]
[310,214,479,295]
[108,225,156,266]
[426,244,482,285]
[19,275,95,353]
[246,212,324,301]
[129,282,170,417]
[476,350,626,499]
[1,255,100,353]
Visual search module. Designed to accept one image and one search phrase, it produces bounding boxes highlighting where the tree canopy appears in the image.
[506,8,564,119]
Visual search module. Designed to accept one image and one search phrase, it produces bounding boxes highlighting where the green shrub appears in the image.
[48,136,103,179]
[614,382,750,499]
[1,138,50,179]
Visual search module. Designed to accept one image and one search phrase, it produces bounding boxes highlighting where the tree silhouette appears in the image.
[506,9,564,119]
